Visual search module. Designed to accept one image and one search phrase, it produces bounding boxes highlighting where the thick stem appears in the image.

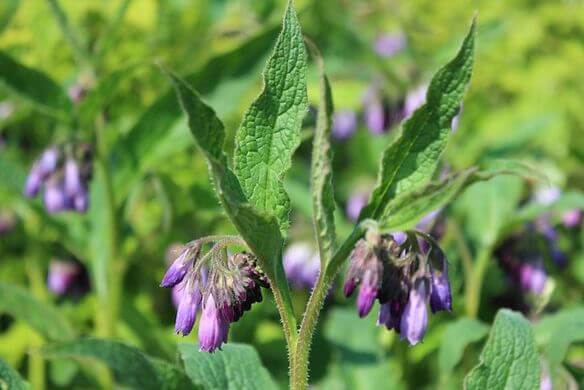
[290,226,365,390]
[25,256,46,390]
[465,247,493,318]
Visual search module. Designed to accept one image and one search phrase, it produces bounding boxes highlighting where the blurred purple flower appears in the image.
[346,191,369,222]
[283,243,320,290]
[175,279,203,336]
[47,260,82,296]
[534,186,560,206]
[563,209,582,228]
[332,110,357,140]
[44,179,68,213]
[377,299,404,332]
[67,83,86,103]
[400,279,429,346]
[374,33,406,58]
[430,263,452,313]
[519,262,547,295]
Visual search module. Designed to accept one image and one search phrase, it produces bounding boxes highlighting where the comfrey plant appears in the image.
[159,3,523,388]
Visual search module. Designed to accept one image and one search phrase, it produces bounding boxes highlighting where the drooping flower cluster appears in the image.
[24,144,92,213]
[283,242,320,290]
[160,238,269,352]
[343,229,451,345]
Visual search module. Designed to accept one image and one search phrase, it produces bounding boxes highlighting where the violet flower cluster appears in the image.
[160,238,269,352]
[24,145,92,213]
[343,230,451,346]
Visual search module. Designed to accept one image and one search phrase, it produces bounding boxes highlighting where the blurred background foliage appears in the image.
[0,0,582,389]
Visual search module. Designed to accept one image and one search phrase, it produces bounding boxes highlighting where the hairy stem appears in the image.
[290,226,365,390]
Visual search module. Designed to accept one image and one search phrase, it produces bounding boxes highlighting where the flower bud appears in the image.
[199,295,230,352]
[400,279,429,346]
[64,159,83,197]
[160,244,201,288]
[429,264,452,313]
[175,280,203,336]
[24,169,43,198]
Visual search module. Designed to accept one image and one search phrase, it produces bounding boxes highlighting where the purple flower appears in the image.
[429,263,452,313]
[283,243,320,289]
[344,238,383,317]
[332,110,357,140]
[374,33,406,58]
[68,83,86,103]
[364,99,387,135]
[160,244,201,288]
[391,232,407,246]
[64,159,83,197]
[400,279,429,346]
[73,188,89,212]
[44,179,68,213]
[519,263,547,295]
[24,169,43,198]
[346,191,369,222]
[175,279,203,336]
[47,260,81,296]
[378,299,404,332]
[563,209,582,228]
[357,282,377,318]
[198,295,230,352]
[37,147,60,178]
[534,187,560,206]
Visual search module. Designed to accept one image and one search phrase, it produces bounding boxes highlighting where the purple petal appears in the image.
[198,295,230,352]
[400,279,428,345]
[357,284,377,318]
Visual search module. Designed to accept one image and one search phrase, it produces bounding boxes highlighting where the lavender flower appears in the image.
[346,191,369,222]
[198,294,230,352]
[283,243,320,289]
[175,278,203,336]
[374,33,406,58]
[160,243,201,288]
[44,178,68,213]
[47,260,82,296]
[429,263,452,313]
[563,209,582,228]
[518,262,547,295]
[332,110,357,140]
[400,278,429,346]
[534,186,560,206]
[377,299,404,332]
[364,98,387,135]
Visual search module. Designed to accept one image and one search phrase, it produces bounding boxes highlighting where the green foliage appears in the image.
[0,282,75,342]
[179,343,277,390]
[438,318,489,378]
[42,338,193,390]
[360,19,475,221]
[234,1,307,233]
[465,309,540,390]
[0,356,29,390]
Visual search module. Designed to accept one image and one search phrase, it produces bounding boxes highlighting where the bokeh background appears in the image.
[0,0,582,388]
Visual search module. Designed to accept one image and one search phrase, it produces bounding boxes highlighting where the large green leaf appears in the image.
[438,318,489,377]
[359,19,476,221]
[308,42,336,264]
[234,0,308,232]
[0,51,71,119]
[465,309,540,390]
[42,338,193,390]
[0,357,28,390]
[0,282,75,342]
[0,0,19,34]
[178,343,277,390]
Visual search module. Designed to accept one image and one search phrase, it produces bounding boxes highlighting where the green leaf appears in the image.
[42,338,192,390]
[0,282,75,342]
[111,24,279,203]
[0,357,29,390]
[178,343,277,390]
[308,41,336,264]
[439,318,489,376]
[380,161,538,232]
[234,0,308,232]
[360,19,476,221]
[150,357,199,390]
[0,51,71,119]
[465,309,540,390]
[0,0,19,34]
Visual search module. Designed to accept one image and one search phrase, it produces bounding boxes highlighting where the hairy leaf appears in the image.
[234,0,308,232]
[439,318,489,376]
[0,51,71,119]
[42,339,191,390]
[360,19,476,221]
[380,161,538,231]
[308,42,336,264]
[0,357,29,390]
[465,309,540,390]
[179,343,277,390]
[0,282,75,342]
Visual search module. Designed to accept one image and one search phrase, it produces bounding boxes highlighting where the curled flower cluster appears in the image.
[343,230,451,345]
[160,238,269,352]
[24,145,92,213]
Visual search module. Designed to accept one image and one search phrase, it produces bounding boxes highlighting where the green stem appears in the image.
[25,256,47,390]
[290,226,365,390]
[465,246,493,318]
